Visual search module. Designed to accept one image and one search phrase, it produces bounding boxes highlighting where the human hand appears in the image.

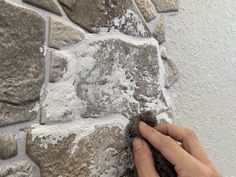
[132,122,222,177]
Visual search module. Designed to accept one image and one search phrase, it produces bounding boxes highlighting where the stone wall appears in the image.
[0,0,179,176]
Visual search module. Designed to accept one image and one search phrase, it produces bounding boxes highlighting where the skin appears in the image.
[132,122,223,177]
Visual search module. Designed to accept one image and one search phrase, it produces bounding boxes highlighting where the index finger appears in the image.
[139,122,194,170]
[155,124,212,165]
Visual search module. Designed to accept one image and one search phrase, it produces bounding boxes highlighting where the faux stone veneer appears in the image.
[0,0,45,127]
[76,38,166,118]
[42,35,169,125]
[27,116,129,177]
[58,0,151,36]
[0,0,179,176]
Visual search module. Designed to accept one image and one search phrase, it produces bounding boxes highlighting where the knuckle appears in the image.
[133,146,142,154]
[160,135,172,149]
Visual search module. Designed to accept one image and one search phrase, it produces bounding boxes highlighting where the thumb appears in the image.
[133,138,160,177]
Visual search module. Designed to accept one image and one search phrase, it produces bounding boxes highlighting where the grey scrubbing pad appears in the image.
[125,111,177,177]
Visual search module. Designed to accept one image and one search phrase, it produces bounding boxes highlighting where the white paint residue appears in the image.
[43,33,167,123]
[157,42,173,109]
[156,112,173,124]
[40,34,172,175]
[100,9,147,36]
[43,80,82,123]
[29,102,40,113]
[31,114,128,151]
[42,37,100,123]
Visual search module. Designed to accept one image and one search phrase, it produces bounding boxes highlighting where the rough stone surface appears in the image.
[23,0,61,15]
[26,117,130,177]
[76,38,167,118]
[135,0,156,22]
[0,135,17,159]
[42,35,169,124]
[0,0,45,126]
[58,0,151,37]
[0,161,38,177]
[162,57,179,89]
[153,15,166,44]
[49,16,85,49]
[49,51,67,83]
[151,0,179,12]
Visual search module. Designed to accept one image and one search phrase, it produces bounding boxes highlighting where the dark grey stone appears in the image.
[0,0,45,126]
[23,0,62,15]
[58,0,151,37]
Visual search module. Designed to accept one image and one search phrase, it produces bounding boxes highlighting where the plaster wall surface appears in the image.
[165,0,236,176]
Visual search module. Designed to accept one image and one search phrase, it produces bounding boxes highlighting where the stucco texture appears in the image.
[165,0,236,176]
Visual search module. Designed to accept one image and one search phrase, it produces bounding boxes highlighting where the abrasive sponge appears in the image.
[125,111,177,177]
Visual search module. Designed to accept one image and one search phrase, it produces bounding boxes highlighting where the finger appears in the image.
[139,122,194,170]
[155,124,212,164]
[133,138,160,177]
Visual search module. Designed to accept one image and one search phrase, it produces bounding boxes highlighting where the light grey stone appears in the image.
[0,161,38,177]
[76,38,167,118]
[48,16,85,49]
[0,135,17,159]
[151,0,179,12]
[23,0,61,15]
[26,117,130,177]
[58,0,151,37]
[135,0,156,22]
[0,0,45,126]
[49,51,67,83]
[162,57,180,89]
[153,15,166,44]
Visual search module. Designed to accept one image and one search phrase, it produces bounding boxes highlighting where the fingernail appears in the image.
[139,121,147,129]
[133,137,143,150]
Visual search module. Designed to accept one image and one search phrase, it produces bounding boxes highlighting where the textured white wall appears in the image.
[165,0,236,176]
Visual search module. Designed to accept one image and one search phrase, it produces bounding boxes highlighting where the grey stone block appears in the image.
[0,135,17,160]
[0,0,45,126]
[58,0,151,37]
[23,0,61,15]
